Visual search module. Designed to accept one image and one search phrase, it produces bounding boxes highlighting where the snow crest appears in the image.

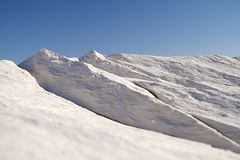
[80,50,106,61]
[1,60,240,160]
[19,49,240,153]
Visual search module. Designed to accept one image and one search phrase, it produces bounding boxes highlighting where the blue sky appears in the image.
[1,0,240,63]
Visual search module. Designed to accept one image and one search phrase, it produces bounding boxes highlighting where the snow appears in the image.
[106,54,240,127]
[82,62,154,98]
[80,50,107,61]
[19,49,240,154]
[38,48,59,59]
[1,60,240,160]
[64,56,79,62]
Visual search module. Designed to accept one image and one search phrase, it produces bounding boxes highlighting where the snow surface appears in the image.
[106,54,240,126]
[1,60,240,160]
[80,50,107,61]
[19,49,240,154]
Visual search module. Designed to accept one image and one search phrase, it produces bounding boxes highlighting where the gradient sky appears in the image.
[1,0,240,63]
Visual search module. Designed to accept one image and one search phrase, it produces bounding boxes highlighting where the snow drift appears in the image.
[19,49,240,153]
[2,60,240,159]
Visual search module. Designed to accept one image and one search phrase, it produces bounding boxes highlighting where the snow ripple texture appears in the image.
[18,49,240,154]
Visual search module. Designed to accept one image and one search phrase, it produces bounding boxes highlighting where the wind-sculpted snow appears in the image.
[2,60,240,160]
[79,51,154,81]
[107,55,240,125]
[19,49,240,153]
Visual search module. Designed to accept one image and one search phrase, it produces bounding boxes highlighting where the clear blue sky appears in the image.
[1,0,240,63]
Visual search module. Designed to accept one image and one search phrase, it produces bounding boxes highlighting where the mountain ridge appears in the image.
[1,59,239,159]
[18,49,240,153]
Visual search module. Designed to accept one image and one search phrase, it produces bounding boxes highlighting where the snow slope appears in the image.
[106,54,240,140]
[19,49,240,153]
[107,54,240,127]
[2,60,240,160]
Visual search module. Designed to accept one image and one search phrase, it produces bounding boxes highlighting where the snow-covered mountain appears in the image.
[2,60,240,160]
[18,48,240,155]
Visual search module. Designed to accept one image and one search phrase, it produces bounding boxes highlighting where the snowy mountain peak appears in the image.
[38,48,57,57]
[82,50,106,60]
[88,49,98,54]
[35,48,61,60]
